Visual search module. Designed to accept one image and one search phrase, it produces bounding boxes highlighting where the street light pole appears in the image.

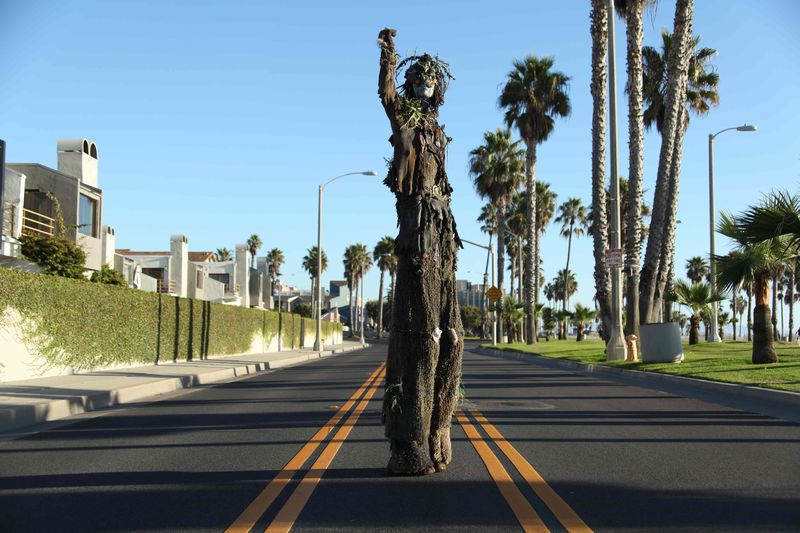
[315,170,377,354]
[708,124,757,343]
[605,0,627,360]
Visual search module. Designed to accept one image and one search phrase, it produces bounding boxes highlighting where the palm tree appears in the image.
[246,234,263,269]
[614,0,653,338]
[733,293,746,339]
[302,246,328,319]
[469,128,525,342]
[715,211,794,363]
[647,31,720,317]
[734,191,800,247]
[266,248,284,277]
[571,303,599,341]
[500,296,525,343]
[373,236,396,338]
[672,279,723,345]
[554,198,588,313]
[718,310,732,340]
[589,0,612,340]
[344,243,371,339]
[343,244,368,336]
[477,202,498,236]
[214,247,232,262]
[642,32,720,135]
[639,0,697,324]
[543,282,556,308]
[685,256,709,285]
[552,269,578,339]
[499,55,571,345]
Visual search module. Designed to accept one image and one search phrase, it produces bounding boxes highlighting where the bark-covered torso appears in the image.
[385,108,460,255]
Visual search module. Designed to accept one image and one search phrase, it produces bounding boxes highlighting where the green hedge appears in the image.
[0,268,340,371]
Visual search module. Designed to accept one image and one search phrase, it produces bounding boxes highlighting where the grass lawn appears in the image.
[482,339,800,393]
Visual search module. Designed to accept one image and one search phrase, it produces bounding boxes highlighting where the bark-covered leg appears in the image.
[429,266,464,470]
[384,254,438,476]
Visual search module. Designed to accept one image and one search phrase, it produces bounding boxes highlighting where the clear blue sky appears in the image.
[2,0,799,309]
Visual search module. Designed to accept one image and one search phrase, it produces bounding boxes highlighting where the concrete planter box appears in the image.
[640,322,684,363]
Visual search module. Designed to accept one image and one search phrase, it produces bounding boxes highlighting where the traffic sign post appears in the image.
[604,248,624,269]
[486,286,502,302]
[485,286,501,346]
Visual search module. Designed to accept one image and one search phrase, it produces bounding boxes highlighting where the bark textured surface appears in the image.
[377,28,464,476]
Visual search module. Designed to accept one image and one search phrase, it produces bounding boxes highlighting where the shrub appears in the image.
[293,303,312,318]
[20,234,86,278]
[91,264,127,286]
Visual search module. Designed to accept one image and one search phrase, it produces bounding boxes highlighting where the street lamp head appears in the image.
[362,170,378,176]
[737,124,757,132]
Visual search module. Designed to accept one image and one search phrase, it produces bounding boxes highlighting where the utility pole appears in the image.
[605,0,627,360]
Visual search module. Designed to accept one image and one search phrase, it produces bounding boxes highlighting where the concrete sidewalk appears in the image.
[0,341,368,434]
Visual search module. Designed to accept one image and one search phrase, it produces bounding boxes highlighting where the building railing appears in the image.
[223,283,241,295]
[156,279,177,294]
[20,207,56,237]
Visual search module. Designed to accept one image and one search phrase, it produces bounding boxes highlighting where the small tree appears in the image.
[500,296,525,343]
[460,306,482,336]
[571,303,598,341]
[20,234,86,279]
[215,247,232,261]
[671,280,724,345]
[91,264,126,286]
[293,303,312,318]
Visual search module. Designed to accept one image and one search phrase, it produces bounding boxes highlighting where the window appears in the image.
[79,194,97,237]
[196,270,204,290]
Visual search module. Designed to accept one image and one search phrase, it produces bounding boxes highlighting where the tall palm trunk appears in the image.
[655,109,689,316]
[310,277,316,321]
[496,202,507,342]
[390,269,396,312]
[754,271,778,363]
[561,224,574,340]
[789,270,795,342]
[348,278,355,337]
[747,285,752,341]
[732,292,737,341]
[523,143,537,344]
[623,0,647,337]
[360,272,365,341]
[640,0,694,323]
[688,314,700,345]
[772,276,779,340]
[563,223,574,312]
[590,0,612,340]
[518,235,525,341]
[377,268,386,338]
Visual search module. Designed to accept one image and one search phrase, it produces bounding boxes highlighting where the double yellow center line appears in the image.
[456,407,592,533]
[227,362,589,533]
[226,363,386,533]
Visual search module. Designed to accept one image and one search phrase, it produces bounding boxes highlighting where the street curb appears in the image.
[0,343,368,435]
[472,346,800,421]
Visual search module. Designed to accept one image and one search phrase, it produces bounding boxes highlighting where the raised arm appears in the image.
[378,28,399,118]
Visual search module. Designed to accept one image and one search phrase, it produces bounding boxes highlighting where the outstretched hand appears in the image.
[378,28,397,50]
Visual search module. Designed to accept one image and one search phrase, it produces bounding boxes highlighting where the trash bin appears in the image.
[639,322,684,363]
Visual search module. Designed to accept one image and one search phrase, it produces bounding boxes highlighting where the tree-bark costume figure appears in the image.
[377,28,464,476]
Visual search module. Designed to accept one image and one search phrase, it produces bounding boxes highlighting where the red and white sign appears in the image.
[604,248,624,268]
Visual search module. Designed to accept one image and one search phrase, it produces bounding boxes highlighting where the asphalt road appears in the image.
[0,341,798,532]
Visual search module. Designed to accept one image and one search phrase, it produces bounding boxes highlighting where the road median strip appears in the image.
[456,408,549,532]
[266,366,386,533]
[226,362,385,533]
[469,407,592,533]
